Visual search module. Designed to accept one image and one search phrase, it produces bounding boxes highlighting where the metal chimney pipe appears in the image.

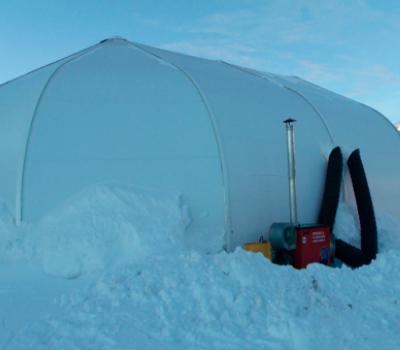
[284,119,298,226]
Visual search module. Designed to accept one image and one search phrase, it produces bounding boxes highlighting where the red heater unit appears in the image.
[292,224,331,268]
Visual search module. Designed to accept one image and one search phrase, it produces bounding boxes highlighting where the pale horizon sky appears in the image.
[1,0,400,123]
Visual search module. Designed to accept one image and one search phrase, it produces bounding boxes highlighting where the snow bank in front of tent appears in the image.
[1,185,400,349]
[9,242,400,349]
[0,182,190,278]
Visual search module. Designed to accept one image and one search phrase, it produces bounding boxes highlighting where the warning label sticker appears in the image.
[312,231,326,243]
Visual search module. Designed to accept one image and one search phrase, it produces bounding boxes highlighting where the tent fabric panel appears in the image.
[267,74,400,218]
[0,43,101,222]
[343,151,400,219]
[22,41,226,251]
[26,43,218,162]
[137,44,334,247]
[23,158,224,228]
[268,75,399,152]
[0,65,61,219]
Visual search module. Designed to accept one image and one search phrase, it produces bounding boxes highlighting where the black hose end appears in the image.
[347,149,361,169]
[330,146,343,159]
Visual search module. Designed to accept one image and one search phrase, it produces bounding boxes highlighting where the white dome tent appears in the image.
[0,37,399,252]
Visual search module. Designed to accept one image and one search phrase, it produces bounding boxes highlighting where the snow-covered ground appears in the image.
[1,182,399,349]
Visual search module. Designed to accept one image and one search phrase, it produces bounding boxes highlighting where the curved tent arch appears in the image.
[18,42,107,225]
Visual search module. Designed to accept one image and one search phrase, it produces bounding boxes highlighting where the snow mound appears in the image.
[13,248,400,350]
[0,182,189,278]
[1,185,400,349]
[0,201,26,262]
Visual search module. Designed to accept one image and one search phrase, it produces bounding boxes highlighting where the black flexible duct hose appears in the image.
[318,147,343,233]
[316,147,377,268]
[347,149,378,259]
[334,149,378,268]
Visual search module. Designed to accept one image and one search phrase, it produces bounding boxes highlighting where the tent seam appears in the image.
[282,86,335,144]
[16,42,105,224]
[220,61,272,81]
[289,76,400,141]
[128,41,232,252]
[0,42,103,88]
[220,61,335,144]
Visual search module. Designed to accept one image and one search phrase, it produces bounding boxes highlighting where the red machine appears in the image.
[268,222,332,268]
[292,224,331,268]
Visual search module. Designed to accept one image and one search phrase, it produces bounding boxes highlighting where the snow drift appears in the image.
[0,182,190,278]
[1,182,400,349]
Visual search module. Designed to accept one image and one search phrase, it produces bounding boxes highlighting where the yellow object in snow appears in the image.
[243,241,272,260]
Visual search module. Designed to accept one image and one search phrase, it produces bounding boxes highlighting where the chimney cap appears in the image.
[283,118,296,124]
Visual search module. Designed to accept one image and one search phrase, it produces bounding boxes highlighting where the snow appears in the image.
[1,182,400,349]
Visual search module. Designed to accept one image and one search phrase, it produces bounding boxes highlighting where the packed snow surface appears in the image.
[1,182,400,349]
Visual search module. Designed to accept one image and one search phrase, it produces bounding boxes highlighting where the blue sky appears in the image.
[1,0,400,123]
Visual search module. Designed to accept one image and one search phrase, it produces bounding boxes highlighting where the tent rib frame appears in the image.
[16,43,103,224]
[220,61,335,144]
[130,41,232,252]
